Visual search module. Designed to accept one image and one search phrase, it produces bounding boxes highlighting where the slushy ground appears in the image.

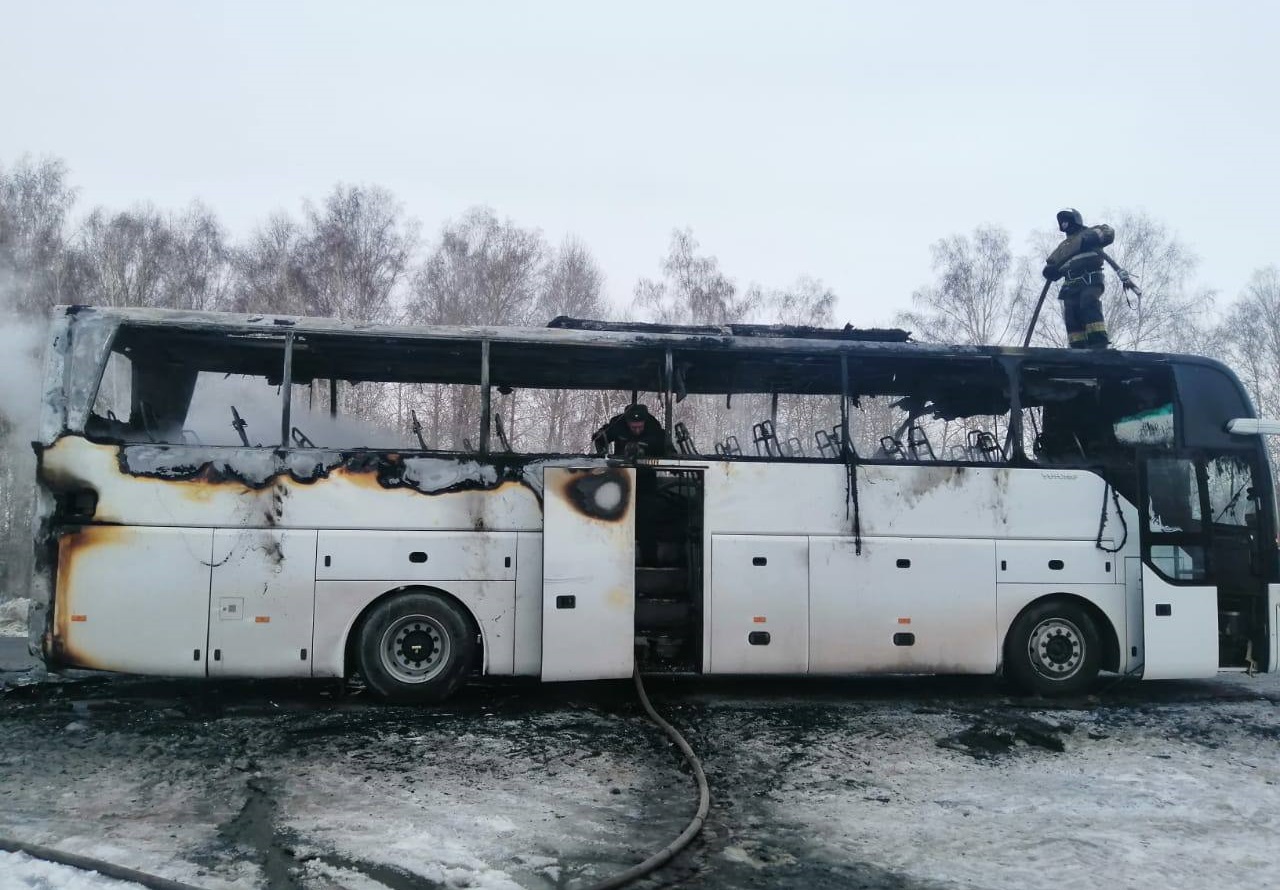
[2,638,1278,890]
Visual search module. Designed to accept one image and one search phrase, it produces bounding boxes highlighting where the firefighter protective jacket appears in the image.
[1043,224,1115,282]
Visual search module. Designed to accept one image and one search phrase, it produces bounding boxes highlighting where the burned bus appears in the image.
[26,305,1280,699]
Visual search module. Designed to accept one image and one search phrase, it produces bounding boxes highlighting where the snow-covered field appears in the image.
[1,666,1279,889]
[1,851,146,889]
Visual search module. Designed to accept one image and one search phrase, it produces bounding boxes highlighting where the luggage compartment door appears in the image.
[541,467,635,681]
[208,529,318,677]
[709,535,809,673]
[52,525,213,676]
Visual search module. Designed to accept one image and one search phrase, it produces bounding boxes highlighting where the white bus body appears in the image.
[29,307,1279,699]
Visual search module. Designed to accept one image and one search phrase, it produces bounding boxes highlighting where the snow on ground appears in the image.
[0,598,30,637]
[2,671,1280,888]
[0,850,145,890]
[681,673,1280,889]
[0,678,684,889]
[773,698,1280,890]
[278,723,649,888]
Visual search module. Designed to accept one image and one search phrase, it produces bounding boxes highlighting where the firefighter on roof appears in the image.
[1042,208,1135,349]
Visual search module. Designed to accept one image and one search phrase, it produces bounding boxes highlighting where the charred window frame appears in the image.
[282,334,676,456]
[662,351,846,461]
[1141,452,1211,585]
[1017,361,1176,467]
[1170,360,1276,576]
[485,340,668,456]
[85,323,292,447]
[283,332,486,453]
[1141,447,1277,587]
[844,353,1015,465]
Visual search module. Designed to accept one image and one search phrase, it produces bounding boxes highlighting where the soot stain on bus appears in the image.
[36,434,595,514]
[554,467,633,523]
[897,464,975,508]
[34,431,633,668]
[49,524,133,670]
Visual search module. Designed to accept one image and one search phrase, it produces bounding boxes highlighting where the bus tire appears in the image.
[355,590,475,703]
[1004,599,1101,697]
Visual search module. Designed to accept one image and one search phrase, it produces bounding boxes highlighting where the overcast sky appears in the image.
[3,0,1276,325]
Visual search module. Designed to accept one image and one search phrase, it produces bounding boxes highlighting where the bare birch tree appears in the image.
[71,202,232,311]
[632,228,757,325]
[0,155,78,313]
[1219,267,1280,419]
[297,185,417,323]
[408,208,548,448]
[229,214,312,316]
[231,185,417,323]
[897,226,1031,347]
[527,236,609,451]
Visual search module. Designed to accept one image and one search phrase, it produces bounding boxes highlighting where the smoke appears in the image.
[180,377,411,449]
[0,272,50,605]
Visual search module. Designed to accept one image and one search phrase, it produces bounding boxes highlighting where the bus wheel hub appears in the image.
[381,614,451,683]
[1029,618,1083,677]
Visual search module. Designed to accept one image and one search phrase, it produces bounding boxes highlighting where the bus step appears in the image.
[635,542,685,567]
[635,567,687,596]
[636,599,691,629]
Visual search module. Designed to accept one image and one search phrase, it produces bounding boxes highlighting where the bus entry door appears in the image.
[541,467,636,681]
[1139,454,1218,679]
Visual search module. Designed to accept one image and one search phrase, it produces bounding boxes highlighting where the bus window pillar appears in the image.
[480,339,491,454]
[840,354,851,452]
[280,332,294,448]
[664,349,674,438]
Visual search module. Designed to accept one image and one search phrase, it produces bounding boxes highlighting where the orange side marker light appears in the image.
[753,616,767,624]
[255,616,270,624]
[70,614,87,622]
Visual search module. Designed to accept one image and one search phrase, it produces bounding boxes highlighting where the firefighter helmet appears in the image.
[1056,208,1084,233]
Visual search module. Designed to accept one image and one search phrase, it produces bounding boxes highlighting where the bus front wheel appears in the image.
[1004,600,1101,696]
[355,590,476,703]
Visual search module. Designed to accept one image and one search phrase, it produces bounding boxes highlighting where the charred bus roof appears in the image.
[58,304,1229,396]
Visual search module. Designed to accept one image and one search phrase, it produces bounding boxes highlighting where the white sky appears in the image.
[3,0,1276,326]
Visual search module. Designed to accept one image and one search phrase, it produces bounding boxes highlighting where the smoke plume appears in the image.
[0,273,49,605]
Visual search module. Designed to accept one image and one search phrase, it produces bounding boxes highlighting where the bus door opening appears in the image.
[634,467,705,674]
[1203,453,1269,670]
[1140,452,1269,676]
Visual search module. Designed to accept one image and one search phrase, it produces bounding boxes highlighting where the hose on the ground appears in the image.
[579,668,711,890]
[0,837,206,890]
[0,668,710,890]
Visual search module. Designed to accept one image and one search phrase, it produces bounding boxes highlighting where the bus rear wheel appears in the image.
[1005,600,1101,697]
[355,590,475,703]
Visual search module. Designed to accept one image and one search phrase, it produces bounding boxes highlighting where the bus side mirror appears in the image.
[1227,418,1280,435]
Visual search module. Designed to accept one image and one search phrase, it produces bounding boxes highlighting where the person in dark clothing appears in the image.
[1042,208,1130,349]
[593,403,668,457]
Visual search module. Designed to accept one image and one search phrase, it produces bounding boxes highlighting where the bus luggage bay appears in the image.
[27,305,1280,699]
